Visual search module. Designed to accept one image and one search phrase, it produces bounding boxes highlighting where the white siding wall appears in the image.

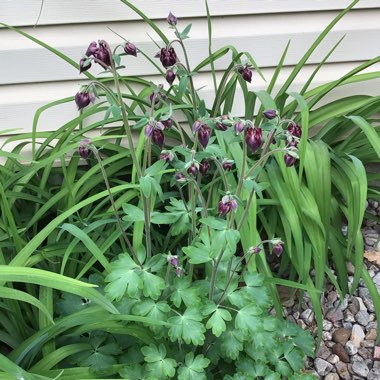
[1,0,380,150]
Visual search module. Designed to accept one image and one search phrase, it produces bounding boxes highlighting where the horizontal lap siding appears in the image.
[1,1,380,148]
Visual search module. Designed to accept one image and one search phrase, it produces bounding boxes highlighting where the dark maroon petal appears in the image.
[152,129,165,149]
[284,154,296,167]
[263,109,277,120]
[85,41,98,57]
[187,163,198,176]
[199,159,210,175]
[79,58,92,74]
[272,243,283,257]
[75,92,91,110]
[166,70,176,85]
[245,127,262,152]
[124,42,137,56]
[198,125,211,148]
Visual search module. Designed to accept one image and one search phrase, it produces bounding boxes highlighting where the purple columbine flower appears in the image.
[79,139,91,159]
[248,246,261,254]
[79,58,91,73]
[75,91,92,110]
[187,163,198,176]
[222,160,234,172]
[85,41,98,57]
[93,41,111,68]
[272,243,283,257]
[162,118,173,129]
[245,127,262,152]
[167,11,177,26]
[288,122,302,138]
[284,154,296,167]
[124,41,137,57]
[152,129,165,149]
[159,47,177,68]
[167,255,179,267]
[166,69,176,85]
[234,120,245,135]
[198,124,211,148]
[238,65,253,83]
[215,115,229,131]
[199,159,210,175]
[263,109,278,120]
[218,195,238,217]
[159,150,174,162]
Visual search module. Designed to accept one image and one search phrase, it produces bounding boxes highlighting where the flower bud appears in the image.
[284,154,296,167]
[85,41,98,57]
[187,163,198,176]
[79,139,91,159]
[238,65,252,83]
[234,120,245,135]
[175,267,183,277]
[124,41,137,57]
[245,127,262,152]
[152,129,164,149]
[198,124,211,148]
[222,160,234,172]
[167,255,179,267]
[175,172,186,182]
[263,109,277,120]
[162,118,173,129]
[79,58,91,73]
[272,243,283,257]
[215,115,229,131]
[288,122,302,138]
[166,69,176,85]
[248,246,261,254]
[167,11,177,26]
[192,120,202,133]
[199,159,210,175]
[160,47,177,68]
[159,150,174,162]
[75,92,91,110]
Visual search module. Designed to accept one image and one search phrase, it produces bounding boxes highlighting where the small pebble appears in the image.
[346,340,358,355]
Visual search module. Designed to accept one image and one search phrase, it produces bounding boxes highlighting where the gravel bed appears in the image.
[282,200,380,379]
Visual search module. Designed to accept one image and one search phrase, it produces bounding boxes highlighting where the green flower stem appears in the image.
[171,39,198,111]
[209,249,224,300]
[90,146,142,267]
[211,158,229,191]
[212,64,241,117]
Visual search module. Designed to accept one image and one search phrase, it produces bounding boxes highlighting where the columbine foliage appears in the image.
[1,0,380,379]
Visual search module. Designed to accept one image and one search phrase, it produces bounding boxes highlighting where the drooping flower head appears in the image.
[79,139,91,159]
[287,122,302,138]
[218,194,238,217]
[197,124,211,148]
[272,243,283,257]
[215,115,229,131]
[79,58,91,73]
[187,163,198,176]
[222,160,234,172]
[124,41,137,57]
[145,120,165,149]
[199,159,210,175]
[284,153,296,167]
[238,65,253,83]
[234,120,245,135]
[85,41,98,57]
[93,40,112,69]
[75,91,94,110]
[166,69,176,85]
[159,150,174,162]
[159,47,177,68]
[161,118,174,129]
[245,126,262,152]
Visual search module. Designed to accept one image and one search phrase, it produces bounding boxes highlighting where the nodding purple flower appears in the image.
[187,163,198,176]
[79,139,91,159]
[159,150,174,162]
[192,120,202,133]
[75,91,92,110]
[167,255,179,267]
[218,195,238,217]
[124,41,137,57]
[238,65,253,83]
[222,160,234,172]
[215,115,229,131]
[284,154,296,167]
[166,69,176,85]
[263,109,278,120]
[199,159,210,175]
[245,127,262,152]
[175,267,183,277]
[160,47,177,68]
[167,11,177,26]
[234,120,245,135]
[175,172,186,182]
[162,118,173,129]
[152,129,165,149]
[272,243,283,257]
[288,122,302,138]
[198,124,211,148]
[79,58,91,73]
[94,41,111,68]
[85,41,98,57]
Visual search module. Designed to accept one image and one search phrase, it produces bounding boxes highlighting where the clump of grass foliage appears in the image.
[0,0,380,379]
